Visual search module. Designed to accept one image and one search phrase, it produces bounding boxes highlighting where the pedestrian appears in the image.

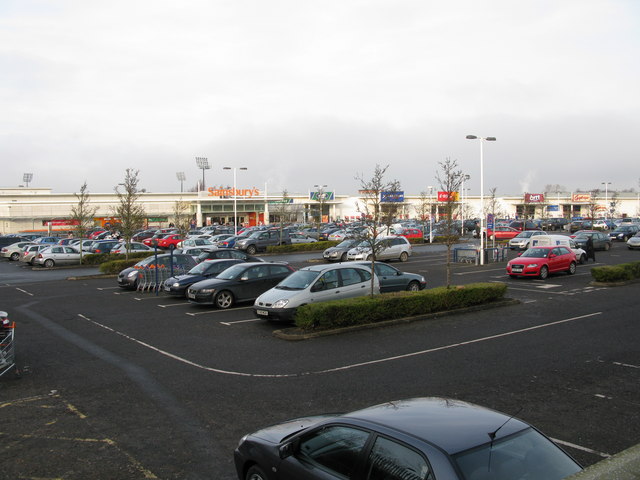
[585,235,596,262]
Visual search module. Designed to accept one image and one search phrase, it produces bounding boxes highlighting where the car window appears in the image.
[340,268,365,286]
[269,265,292,276]
[229,251,246,259]
[375,264,397,276]
[51,246,63,253]
[365,436,432,480]
[317,270,339,290]
[297,425,370,478]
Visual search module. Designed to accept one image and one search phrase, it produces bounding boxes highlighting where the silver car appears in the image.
[0,241,35,261]
[33,245,82,268]
[346,236,412,262]
[508,230,548,250]
[19,244,50,265]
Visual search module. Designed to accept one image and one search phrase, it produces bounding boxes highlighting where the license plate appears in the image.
[164,285,170,292]
[256,309,269,316]
[512,266,523,273]
[188,292,196,299]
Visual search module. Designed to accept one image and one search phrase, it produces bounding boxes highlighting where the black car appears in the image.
[609,225,639,241]
[89,239,120,254]
[572,231,612,251]
[234,397,582,480]
[162,259,243,296]
[186,262,295,309]
[354,261,426,292]
[197,248,263,263]
[117,254,199,290]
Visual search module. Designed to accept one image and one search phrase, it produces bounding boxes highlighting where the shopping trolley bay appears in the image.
[1,244,639,479]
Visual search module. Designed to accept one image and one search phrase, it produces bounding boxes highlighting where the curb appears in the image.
[272,298,520,341]
[589,278,640,287]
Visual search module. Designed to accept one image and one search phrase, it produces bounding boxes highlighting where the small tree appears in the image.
[355,164,400,296]
[608,191,620,219]
[435,158,464,288]
[172,199,192,238]
[586,189,600,219]
[69,182,98,263]
[271,190,292,243]
[113,169,147,259]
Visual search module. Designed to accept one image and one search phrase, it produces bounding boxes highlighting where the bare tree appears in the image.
[586,189,600,219]
[435,158,464,288]
[113,169,147,259]
[271,190,292,243]
[172,199,192,238]
[608,191,620,219]
[69,182,97,263]
[355,164,400,296]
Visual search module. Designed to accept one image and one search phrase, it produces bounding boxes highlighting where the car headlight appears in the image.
[272,299,289,308]
[199,288,215,294]
[172,282,180,287]
[527,263,538,268]
[237,434,249,448]
[127,271,139,278]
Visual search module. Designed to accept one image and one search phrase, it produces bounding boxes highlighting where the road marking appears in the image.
[551,438,610,458]
[185,306,251,316]
[220,318,262,325]
[97,287,120,290]
[455,267,506,275]
[613,361,640,369]
[76,311,603,379]
[507,287,570,295]
[15,287,34,296]
[134,296,163,301]
[158,303,189,308]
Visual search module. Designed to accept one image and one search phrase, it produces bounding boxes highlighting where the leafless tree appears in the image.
[586,189,601,219]
[435,158,464,288]
[172,199,192,238]
[113,169,147,259]
[69,182,97,263]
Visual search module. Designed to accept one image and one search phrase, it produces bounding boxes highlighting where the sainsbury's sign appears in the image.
[208,187,260,197]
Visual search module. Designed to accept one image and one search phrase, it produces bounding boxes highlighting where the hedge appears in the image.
[591,261,640,283]
[294,282,507,331]
[267,241,338,253]
[81,252,150,265]
[99,258,144,274]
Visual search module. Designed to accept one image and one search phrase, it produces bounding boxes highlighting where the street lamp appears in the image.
[224,166,248,235]
[176,172,186,193]
[23,173,33,187]
[460,174,470,236]
[466,135,496,265]
[195,157,210,191]
[428,186,434,244]
[601,182,611,220]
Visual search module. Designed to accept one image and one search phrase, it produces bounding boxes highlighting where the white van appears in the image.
[530,235,587,263]
[252,263,380,322]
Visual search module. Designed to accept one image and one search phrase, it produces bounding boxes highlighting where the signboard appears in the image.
[572,193,591,202]
[524,193,545,203]
[268,199,293,204]
[380,191,405,203]
[437,191,459,202]
[208,187,261,198]
[309,191,335,201]
[547,205,559,212]
[487,213,494,230]
[43,219,80,226]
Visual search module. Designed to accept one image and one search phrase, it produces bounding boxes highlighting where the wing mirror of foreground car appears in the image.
[279,439,299,459]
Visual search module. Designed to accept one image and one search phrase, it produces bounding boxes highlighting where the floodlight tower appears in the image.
[176,172,186,193]
[195,157,210,191]
[23,173,33,187]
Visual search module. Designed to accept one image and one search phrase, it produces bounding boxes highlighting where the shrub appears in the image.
[267,241,338,253]
[99,258,142,274]
[81,252,149,265]
[591,261,640,283]
[295,282,507,331]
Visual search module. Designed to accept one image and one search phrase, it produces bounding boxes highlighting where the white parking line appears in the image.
[551,438,610,458]
[220,318,262,325]
[16,287,34,296]
[613,361,640,369]
[158,303,189,308]
[97,287,120,290]
[185,306,252,316]
[455,267,506,275]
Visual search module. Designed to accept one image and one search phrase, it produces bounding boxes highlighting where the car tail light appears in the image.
[95,249,102,253]
[37,253,43,258]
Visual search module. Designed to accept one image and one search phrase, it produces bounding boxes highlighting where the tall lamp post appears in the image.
[428,185,434,244]
[223,166,248,235]
[601,182,611,220]
[466,135,496,265]
[195,157,210,192]
[176,172,186,193]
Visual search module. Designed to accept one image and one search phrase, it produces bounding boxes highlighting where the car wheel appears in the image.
[246,245,257,255]
[407,281,421,291]
[539,265,549,279]
[399,252,409,262]
[579,254,586,264]
[604,243,610,251]
[44,259,55,268]
[340,252,348,262]
[366,254,373,261]
[10,252,20,261]
[568,261,576,275]
[245,465,268,480]
[214,290,234,309]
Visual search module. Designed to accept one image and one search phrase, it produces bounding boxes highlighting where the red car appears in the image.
[395,228,424,240]
[506,245,577,279]
[487,226,520,240]
[156,234,184,249]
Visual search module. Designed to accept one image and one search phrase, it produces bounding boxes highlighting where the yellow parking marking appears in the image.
[65,402,87,419]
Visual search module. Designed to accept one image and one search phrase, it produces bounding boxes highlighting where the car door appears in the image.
[548,247,567,272]
[63,246,79,264]
[235,265,272,301]
[374,263,404,293]
[337,268,371,298]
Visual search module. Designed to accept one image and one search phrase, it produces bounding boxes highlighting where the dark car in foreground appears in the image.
[354,261,426,292]
[187,262,295,308]
[234,397,582,480]
[117,254,199,290]
[163,259,244,296]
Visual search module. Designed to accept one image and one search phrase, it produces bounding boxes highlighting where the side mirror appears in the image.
[279,438,299,459]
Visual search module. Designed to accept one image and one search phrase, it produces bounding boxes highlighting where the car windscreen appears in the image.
[215,264,246,280]
[453,427,581,480]
[188,262,214,275]
[520,248,550,258]
[275,270,320,290]
[516,231,533,238]
[337,239,359,248]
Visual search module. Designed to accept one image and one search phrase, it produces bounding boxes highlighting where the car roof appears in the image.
[342,397,528,454]
[299,263,371,273]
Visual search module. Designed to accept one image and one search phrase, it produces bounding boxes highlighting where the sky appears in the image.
[1,0,639,197]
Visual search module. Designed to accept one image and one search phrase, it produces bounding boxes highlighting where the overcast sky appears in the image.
[2,0,639,197]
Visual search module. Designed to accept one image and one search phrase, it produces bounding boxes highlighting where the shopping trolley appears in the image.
[0,311,17,378]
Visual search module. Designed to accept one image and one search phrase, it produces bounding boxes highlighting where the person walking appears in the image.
[585,235,596,262]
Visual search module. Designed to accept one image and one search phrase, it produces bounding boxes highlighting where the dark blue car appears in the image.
[163,259,244,296]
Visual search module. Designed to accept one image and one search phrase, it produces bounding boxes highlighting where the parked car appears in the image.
[197,249,263,263]
[131,230,156,242]
[117,254,199,290]
[33,245,82,267]
[235,230,292,255]
[609,225,639,242]
[156,234,184,250]
[572,231,612,251]
[354,261,426,292]
[541,217,569,231]
[508,220,541,231]
[177,238,214,249]
[253,263,379,322]
[187,262,295,309]
[506,245,577,279]
[508,230,548,250]
[216,234,250,249]
[530,235,588,264]
[20,244,50,265]
[0,236,31,249]
[322,238,361,262]
[318,227,340,241]
[627,232,640,250]
[289,233,318,244]
[110,242,154,254]
[487,226,520,240]
[394,227,424,240]
[163,259,245,296]
[234,397,582,480]
[34,236,61,245]
[1,241,34,261]
[346,236,412,262]
[89,240,120,254]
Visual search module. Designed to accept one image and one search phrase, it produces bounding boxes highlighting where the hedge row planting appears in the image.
[99,258,144,274]
[267,241,338,253]
[81,252,150,265]
[294,282,507,331]
[591,261,640,283]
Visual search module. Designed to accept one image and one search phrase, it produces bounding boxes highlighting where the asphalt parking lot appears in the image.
[1,240,639,479]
